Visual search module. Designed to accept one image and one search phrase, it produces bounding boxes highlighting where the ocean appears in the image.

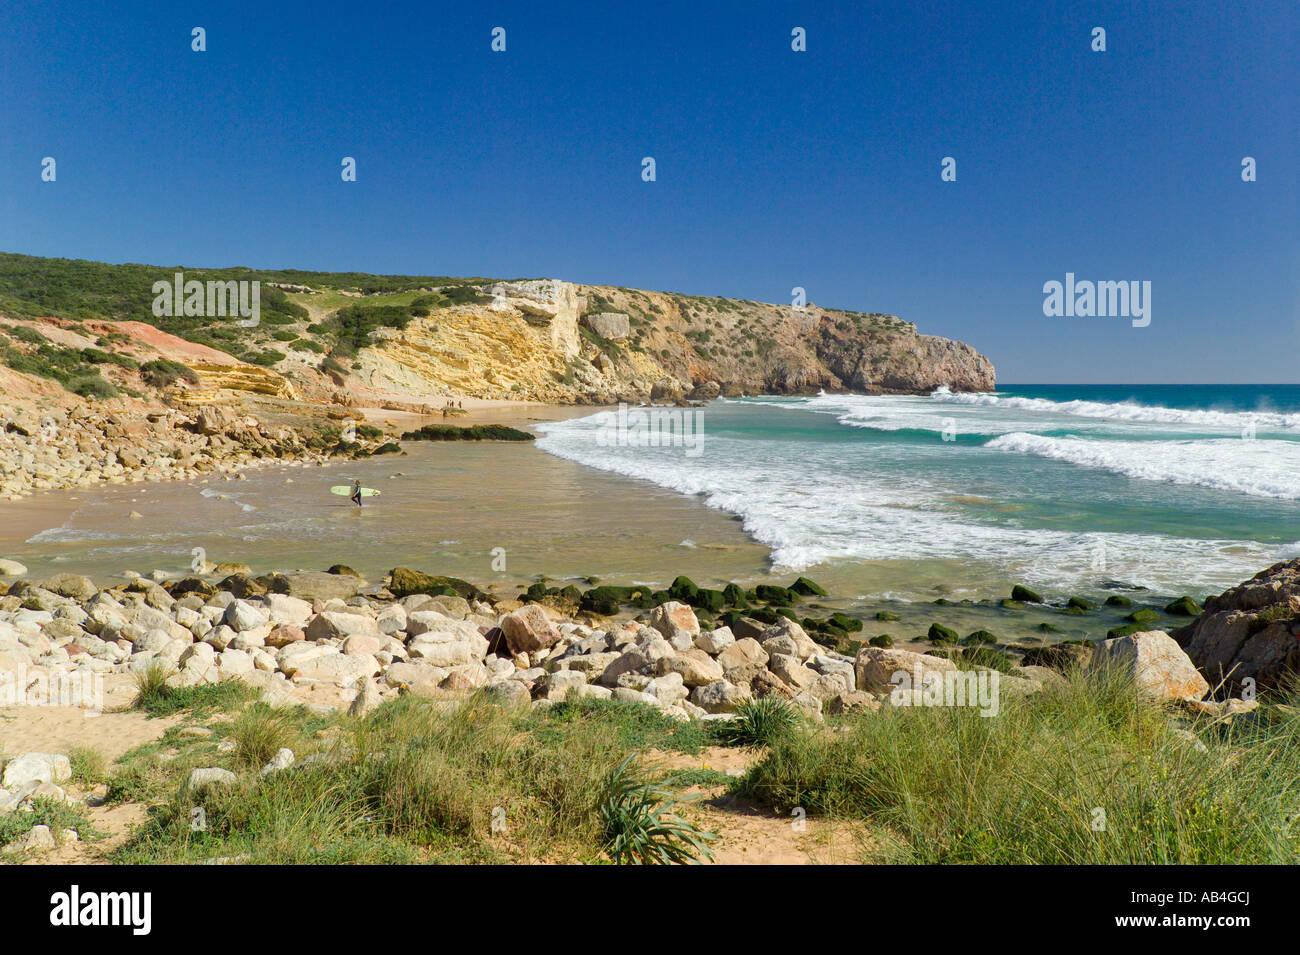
[534,385,1300,599]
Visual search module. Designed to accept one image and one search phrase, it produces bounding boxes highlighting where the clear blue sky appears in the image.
[1,0,1295,383]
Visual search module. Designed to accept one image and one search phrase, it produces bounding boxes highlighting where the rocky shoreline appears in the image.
[0,402,398,501]
[2,558,1287,744]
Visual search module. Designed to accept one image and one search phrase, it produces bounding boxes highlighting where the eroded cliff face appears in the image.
[348,281,995,404]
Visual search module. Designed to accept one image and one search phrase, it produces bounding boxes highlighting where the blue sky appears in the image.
[1,0,1295,383]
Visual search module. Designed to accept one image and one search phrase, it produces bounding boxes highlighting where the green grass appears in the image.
[598,756,716,864]
[106,692,723,864]
[131,663,259,717]
[0,797,100,848]
[711,698,800,749]
[738,670,1300,863]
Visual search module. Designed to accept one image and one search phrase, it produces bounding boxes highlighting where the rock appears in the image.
[854,646,958,694]
[260,748,295,777]
[645,601,700,644]
[224,599,269,632]
[0,559,27,576]
[689,679,751,713]
[41,574,97,601]
[694,626,735,655]
[644,671,689,705]
[1020,642,1094,672]
[482,679,531,707]
[183,767,237,795]
[758,618,819,660]
[1173,559,1300,693]
[341,634,385,656]
[825,691,881,715]
[1089,630,1209,702]
[262,594,313,627]
[277,571,361,602]
[1011,584,1044,603]
[305,610,379,641]
[582,312,631,340]
[500,605,561,654]
[348,679,382,717]
[266,625,305,648]
[7,824,56,853]
[769,653,817,690]
[1181,697,1258,722]
[538,669,587,701]
[750,668,795,700]
[689,380,722,401]
[2,752,72,789]
[716,637,768,671]
[655,649,725,687]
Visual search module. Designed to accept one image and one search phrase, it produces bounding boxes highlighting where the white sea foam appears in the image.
[985,432,1300,500]
[929,389,1300,432]
[534,413,1280,593]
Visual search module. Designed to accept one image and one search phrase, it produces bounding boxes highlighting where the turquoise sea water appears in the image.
[536,385,1300,598]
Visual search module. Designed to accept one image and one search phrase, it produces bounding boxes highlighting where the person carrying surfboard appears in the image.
[350,479,363,507]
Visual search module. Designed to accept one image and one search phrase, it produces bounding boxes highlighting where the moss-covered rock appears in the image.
[928,622,960,644]
[869,634,894,648]
[829,612,863,633]
[999,599,1025,610]
[963,629,998,645]
[1126,608,1162,626]
[962,646,1015,673]
[689,588,726,613]
[388,567,485,602]
[790,576,828,597]
[1011,585,1044,603]
[668,575,699,601]
[1104,594,1133,607]
[722,583,749,609]
[326,564,360,578]
[754,584,798,606]
[1164,595,1203,616]
[1065,596,1094,612]
[875,609,901,622]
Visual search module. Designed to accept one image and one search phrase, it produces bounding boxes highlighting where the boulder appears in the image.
[689,679,751,713]
[1173,558,1300,693]
[2,752,72,789]
[716,637,768,671]
[183,767,237,795]
[500,605,561,654]
[655,649,725,687]
[854,646,958,694]
[694,626,736,655]
[1090,630,1209,702]
[41,574,98,601]
[305,611,379,642]
[645,601,700,645]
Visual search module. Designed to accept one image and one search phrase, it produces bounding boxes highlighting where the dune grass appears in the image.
[737,670,1300,864]
[110,695,717,865]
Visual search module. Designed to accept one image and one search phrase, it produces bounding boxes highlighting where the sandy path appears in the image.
[652,746,869,865]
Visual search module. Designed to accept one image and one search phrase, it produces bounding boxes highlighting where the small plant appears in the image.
[712,698,800,748]
[68,747,108,787]
[598,756,715,864]
[131,661,174,711]
[231,704,299,769]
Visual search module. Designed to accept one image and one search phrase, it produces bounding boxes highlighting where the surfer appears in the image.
[350,479,363,507]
